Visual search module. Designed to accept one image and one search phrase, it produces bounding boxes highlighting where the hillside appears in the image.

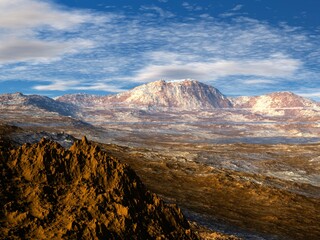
[0,137,198,239]
[0,92,77,116]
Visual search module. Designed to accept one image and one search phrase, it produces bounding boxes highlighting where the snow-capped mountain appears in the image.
[57,79,233,110]
[231,91,320,117]
[232,92,318,109]
[3,80,320,143]
[108,80,232,109]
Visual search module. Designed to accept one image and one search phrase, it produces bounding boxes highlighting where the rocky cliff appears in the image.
[0,137,198,239]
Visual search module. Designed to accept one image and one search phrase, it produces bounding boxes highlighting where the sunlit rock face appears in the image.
[0,137,198,239]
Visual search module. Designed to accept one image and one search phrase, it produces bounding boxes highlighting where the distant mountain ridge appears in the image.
[1,80,319,114]
[232,91,319,109]
[0,92,77,116]
[2,79,320,142]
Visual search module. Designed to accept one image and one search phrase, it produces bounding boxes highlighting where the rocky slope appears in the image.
[55,93,103,108]
[0,92,77,116]
[104,142,320,240]
[0,137,198,239]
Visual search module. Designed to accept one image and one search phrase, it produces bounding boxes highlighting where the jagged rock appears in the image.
[0,137,198,239]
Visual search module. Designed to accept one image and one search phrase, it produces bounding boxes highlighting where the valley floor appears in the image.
[99,141,320,240]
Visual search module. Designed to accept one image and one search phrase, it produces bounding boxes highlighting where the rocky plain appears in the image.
[1,79,320,239]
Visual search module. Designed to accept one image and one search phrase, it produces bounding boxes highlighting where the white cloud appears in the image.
[182,2,202,11]
[33,80,79,91]
[298,92,320,98]
[0,0,101,64]
[140,5,174,18]
[34,80,125,92]
[132,56,301,82]
[0,0,319,97]
[231,4,243,11]
[0,0,94,30]
[0,38,93,63]
[219,4,245,18]
[242,79,276,85]
[0,0,98,30]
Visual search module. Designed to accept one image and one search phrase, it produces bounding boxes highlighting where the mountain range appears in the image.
[1,79,318,114]
[2,79,320,144]
[56,79,318,112]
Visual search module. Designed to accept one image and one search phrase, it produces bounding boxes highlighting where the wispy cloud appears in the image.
[0,38,93,64]
[219,4,245,18]
[0,0,91,30]
[242,79,276,85]
[140,5,174,18]
[131,56,300,82]
[182,2,203,11]
[298,92,320,98]
[33,80,125,92]
[231,4,243,11]
[0,0,103,64]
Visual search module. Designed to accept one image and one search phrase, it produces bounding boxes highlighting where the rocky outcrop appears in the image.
[0,137,198,239]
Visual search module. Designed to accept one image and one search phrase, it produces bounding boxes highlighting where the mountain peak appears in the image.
[151,79,205,86]
[111,79,232,110]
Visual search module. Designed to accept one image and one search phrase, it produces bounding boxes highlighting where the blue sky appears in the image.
[0,0,320,99]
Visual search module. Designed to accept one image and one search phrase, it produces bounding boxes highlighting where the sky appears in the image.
[0,0,320,99]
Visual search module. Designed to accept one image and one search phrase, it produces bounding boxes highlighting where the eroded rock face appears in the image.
[0,137,198,239]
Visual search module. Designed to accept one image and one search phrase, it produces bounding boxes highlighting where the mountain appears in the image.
[108,80,233,109]
[0,92,77,116]
[0,93,92,136]
[55,93,103,108]
[3,81,320,142]
[231,91,320,117]
[0,137,198,239]
[57,80,233,110]
[232,91,318,109]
